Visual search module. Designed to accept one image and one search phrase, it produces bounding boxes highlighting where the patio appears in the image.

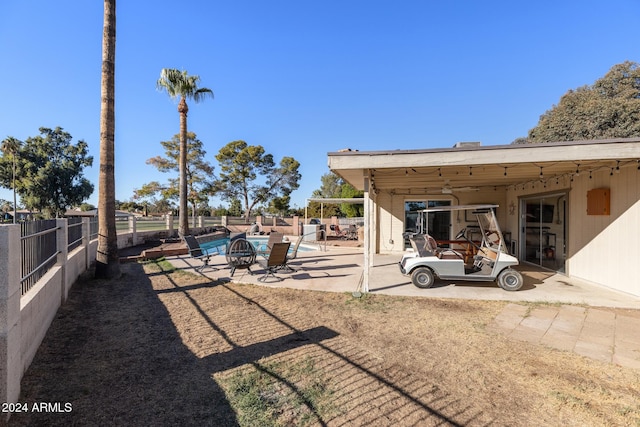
[167,243,640,309]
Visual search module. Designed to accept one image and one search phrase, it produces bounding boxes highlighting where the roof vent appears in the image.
[453,141,481,148]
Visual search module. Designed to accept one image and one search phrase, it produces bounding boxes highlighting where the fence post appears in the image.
[166,215,174,235]
[222,216,228,228]
[127,216,136,245]
[82,217,90,270]
[293,216,300,236]
[56,219,69,304]
[0,224,21,409]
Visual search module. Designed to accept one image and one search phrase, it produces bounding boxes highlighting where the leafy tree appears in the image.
[307,172,363,218]
[138,132,214,227]
[528,61,640,142]
[340,182,364,217]
[214,140,301,222]
[268,195,290,217]
[211,204,229,216]
[156,68,213,236]
[0,127,93,218]
[0,136,22,223]
[228,198,242,217]
[308,172,344,217]
[315,172,344,198]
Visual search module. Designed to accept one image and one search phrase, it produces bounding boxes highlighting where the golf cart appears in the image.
[399,205,523,291]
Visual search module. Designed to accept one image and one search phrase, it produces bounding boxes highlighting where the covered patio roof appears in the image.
[328,138,640,193]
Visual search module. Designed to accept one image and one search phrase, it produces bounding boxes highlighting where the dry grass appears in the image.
[9,261,640,426]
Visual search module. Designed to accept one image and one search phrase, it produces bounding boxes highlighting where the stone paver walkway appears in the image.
[490,303,640,369]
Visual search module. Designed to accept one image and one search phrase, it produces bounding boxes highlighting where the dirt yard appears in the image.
[8,261,640,426]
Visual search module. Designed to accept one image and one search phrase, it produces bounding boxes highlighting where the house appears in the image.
[328,138,640,296]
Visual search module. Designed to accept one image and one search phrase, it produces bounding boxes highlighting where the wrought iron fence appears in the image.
[20,220,59,295]
[67,216,83,252]
[89,216,98,239]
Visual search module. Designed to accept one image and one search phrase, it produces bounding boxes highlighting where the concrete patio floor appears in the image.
[168,244,640,308]
[167,244,640,370]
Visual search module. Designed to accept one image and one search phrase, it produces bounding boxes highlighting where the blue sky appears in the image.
[1,1,638,211]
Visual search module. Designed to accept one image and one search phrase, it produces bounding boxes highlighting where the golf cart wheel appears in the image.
[497,269,523,291]
[411,267,435,289]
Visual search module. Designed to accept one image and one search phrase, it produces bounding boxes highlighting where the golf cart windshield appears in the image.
[473,207,505,253]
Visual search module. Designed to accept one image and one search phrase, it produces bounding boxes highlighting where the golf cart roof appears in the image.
[417,204,498,213]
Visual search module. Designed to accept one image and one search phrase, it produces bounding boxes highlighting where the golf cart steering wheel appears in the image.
[456,227,482,251]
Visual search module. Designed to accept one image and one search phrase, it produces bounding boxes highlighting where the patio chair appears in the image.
[226,238,256,277]
[280,235,304,272]
[256,232,283,257]
[257,242,290,282]
[183,235,219,272]
[346,224,358,240]
[330,224,348,239]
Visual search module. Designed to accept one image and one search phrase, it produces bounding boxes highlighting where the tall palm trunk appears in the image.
[178,97,189,236]
[95,0,120,279]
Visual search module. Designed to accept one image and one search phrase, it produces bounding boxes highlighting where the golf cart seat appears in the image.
[409,234,436,257]
[427,234,464,260]
[410,234,464,260]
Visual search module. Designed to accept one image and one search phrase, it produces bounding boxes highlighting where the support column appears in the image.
[363,176,370,293]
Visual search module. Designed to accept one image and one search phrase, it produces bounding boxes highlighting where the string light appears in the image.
[610,168,614,176]
[539,167,544,179]
[504,167,508,177]
[575,164,580,176]
[589,171,593,179]
[438,168,442,177]
[616,161,620,174]
[469,167,473,176]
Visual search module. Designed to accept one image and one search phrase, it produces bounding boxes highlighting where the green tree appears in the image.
[95,0,120,279]
[268,195,290,216]
[214,140,301,223]
[228,198,242,217]
[156,68,213,236]
[308,172,344,217]
[0,137,22,223]
[528,61,640,142]
[0,127,93,218]
[139,132,214,227]
[340,182,364,217]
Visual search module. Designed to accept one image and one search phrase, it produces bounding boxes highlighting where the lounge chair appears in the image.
[330,224,348,239]
[183,235,219,272]
[257,242,290,282]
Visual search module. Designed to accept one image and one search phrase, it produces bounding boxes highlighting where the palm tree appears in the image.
[95,0,120,279]
[156,69,213,236]
[0,137,22,224]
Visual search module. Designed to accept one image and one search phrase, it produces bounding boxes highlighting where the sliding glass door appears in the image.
[404,200,451,248]
[520,193,567,272]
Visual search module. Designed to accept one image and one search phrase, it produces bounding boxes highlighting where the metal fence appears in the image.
[20,219,59,295]
[89,216,98,239]
[67,216,83,252]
